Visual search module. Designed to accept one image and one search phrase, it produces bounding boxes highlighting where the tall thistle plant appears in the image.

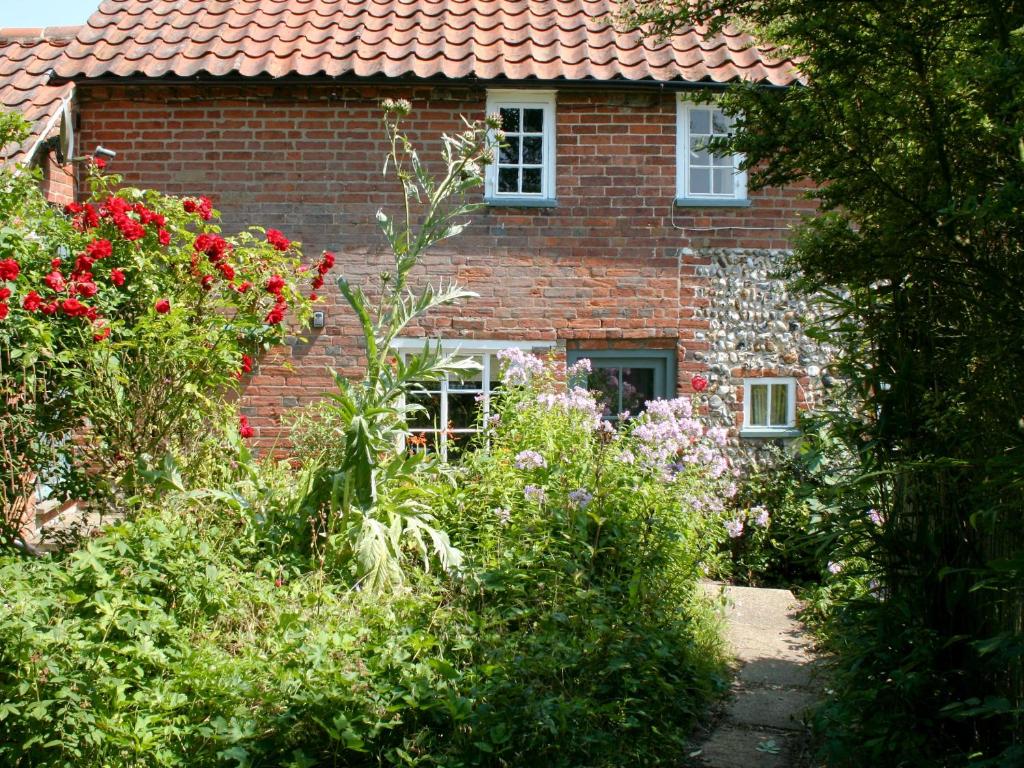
[303,100,500,591]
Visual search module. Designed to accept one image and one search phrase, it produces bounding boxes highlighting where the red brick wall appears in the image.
[75,82,815,444]
[37,147,75,205]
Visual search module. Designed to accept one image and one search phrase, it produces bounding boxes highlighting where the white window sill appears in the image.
[675,197,752,208]
[485,197,558,208]
[740,427,801,439]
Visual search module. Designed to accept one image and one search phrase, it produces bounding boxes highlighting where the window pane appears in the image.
[499,136,520,165]
[589,366,621,420]
[449,356,484,390]
[448,392,481,430]
[689,108,711,135]
[749,384,769,426]
[499,107,519,132]
[712,152,734,168]
[620,367,655,415]
[523,108,544,132]
[408,390,442,430]
[713,167,734,195]
[498,167,519,192]
[690,167,711,195]
[712,109,732,135]
[522,136,543,164]
[689,141,710,166]
[770,384,790,426]
[521,168,542,193]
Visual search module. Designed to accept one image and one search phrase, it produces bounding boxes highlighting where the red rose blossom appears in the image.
[85,239,113,260]
[158,229,171,246]
[61,298,89,318]
[690,375,708,393]
[155,298,171,314]
[0,303,8,320]
[200,274,215,291]
[22,290,42,312]
[44,271,66,292]
[309,292,318,301]
[319,251,335,273]
[93,325,111,342]
[217,262,235,281]
[265,274,286,295]
[265,303,286,325]
[311,275,324,290]
[0,258,19,282]
[266,229,290,251]
[238,415,255,439]
[50,258,62,269]
[183,196,214,221]
[74,255,96,274]
[40,302,57,315]
[92,156,107,170]
[77,281,99,299]
[0,287,9,301]
[241,353,253,374]
[110,268,126,286]
[194,233,229,261]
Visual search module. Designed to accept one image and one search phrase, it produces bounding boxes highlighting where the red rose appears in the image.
[155,299,171,314]
[235,281,252,293]
[0,287,9,300]
[691,375,708,393]
[40,302,57,315]
[22,290,42,312]
[200,274,215,291]
[311,275,324,290]
[158,229,171,246]
[194,233,229,261]
[64,202,83,215]
[217,262,235,281]
[0,303,8,320]
[184,196,214,221]
[93,325,111,342]
[319,251,335,272]
[265,274,285,295]
[44,271,66,292]
[61,298,89,317]
[309,292,318,301]
[85,239,113,260]
[241,353,253,374]
[86,306,100,321]
[77,281,99,298]
[110,268,126,286]
[0,258,19,281]
[266,229,290,251]
[115,215,146,241]
[74,254,96,274]
[50,258,62,269]
[238,415,255,439]
[265,303,286,325]
[93,156,107,170]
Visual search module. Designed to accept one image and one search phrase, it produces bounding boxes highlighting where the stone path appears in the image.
[694,583,820,768]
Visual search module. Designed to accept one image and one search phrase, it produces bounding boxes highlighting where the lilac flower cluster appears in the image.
[514,449,547,470]
[535,386,603,429]
[497,347,544,385]
[566,357,592,377]
[627,396,730,478]
[725,518,745,538]
[523,484,547,503]
[493,507,511,525]
[750,506,771,527]
[568,488,594,510]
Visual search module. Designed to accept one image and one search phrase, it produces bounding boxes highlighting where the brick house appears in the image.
[6,0,832,457]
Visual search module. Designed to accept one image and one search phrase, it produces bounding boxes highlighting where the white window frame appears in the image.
[741,377,799,438]
[485,90,557,204]
[676,98,748,205]
[392,338,556,459]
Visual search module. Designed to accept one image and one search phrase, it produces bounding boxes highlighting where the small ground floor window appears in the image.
[741,377,799,437]
[567,348,676,420]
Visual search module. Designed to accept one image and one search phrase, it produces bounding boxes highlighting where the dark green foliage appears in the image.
[621,2,1024,763]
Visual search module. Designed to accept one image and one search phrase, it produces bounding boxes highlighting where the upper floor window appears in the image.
[741,377,798,437]
[485,90,556,205]
[676,99,748,206]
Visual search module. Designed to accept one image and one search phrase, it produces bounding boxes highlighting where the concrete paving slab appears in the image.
[726,688,816,731]
[698,725,792,768]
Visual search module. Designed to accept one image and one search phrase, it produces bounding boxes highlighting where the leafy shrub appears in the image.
[0,354,731,767]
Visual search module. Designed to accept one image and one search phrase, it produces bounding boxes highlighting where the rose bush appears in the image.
[0,111,329,541]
